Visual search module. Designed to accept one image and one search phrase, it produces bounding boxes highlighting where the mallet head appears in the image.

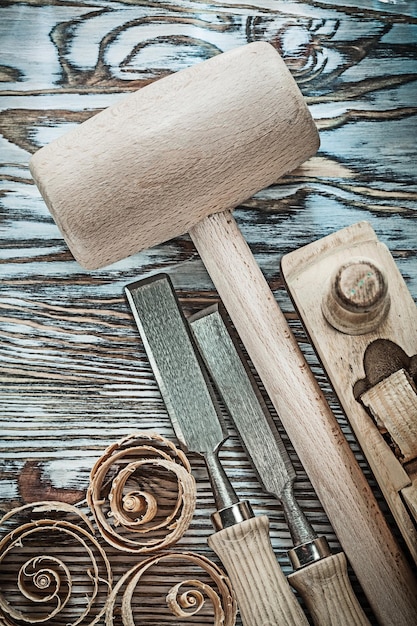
[30,42,319,269]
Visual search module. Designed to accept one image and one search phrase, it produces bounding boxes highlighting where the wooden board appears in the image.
[1,1,416,624]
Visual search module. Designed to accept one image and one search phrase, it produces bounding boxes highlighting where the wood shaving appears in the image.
[105,551,237,625]
[0,434,235,624]
[0,501,112,625]
[87,432,196,552]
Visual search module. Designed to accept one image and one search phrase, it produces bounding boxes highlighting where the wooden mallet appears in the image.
[30,42,417,624]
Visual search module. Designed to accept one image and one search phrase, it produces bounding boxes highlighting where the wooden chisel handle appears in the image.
[208,515,308,626]
[288,552,370,626]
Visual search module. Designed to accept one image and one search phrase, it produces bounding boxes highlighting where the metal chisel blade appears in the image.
[125,274,228,456]
[190,303,296,501]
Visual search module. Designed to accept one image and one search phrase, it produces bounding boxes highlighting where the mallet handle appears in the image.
[208,515,308,626]
[190,209,417,626]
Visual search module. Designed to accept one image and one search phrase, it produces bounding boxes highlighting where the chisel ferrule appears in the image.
[211,500,254,531]
[288,536,331,570]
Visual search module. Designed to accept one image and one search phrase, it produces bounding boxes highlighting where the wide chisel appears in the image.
[190,304,371,626]
[125,273,308,626]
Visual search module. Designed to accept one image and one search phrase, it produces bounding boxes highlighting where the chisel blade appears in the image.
[190,303,297,500]
[125,274,228,456]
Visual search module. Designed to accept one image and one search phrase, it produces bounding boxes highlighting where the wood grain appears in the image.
[1,2,416,625]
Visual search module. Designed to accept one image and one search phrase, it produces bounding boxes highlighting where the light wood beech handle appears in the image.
[208,515,308,626]
[190,209,417,625]
[288,552,370,626]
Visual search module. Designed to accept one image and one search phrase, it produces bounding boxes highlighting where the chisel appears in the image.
[190,303,371,626]
[125,273,308,626]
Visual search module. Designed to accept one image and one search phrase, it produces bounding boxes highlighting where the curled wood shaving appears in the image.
[87,432,196,553]
[360,368,417,463]
[0,501,112,626]
[105,551,237,625]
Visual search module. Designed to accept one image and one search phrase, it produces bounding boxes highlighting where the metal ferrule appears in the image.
[288,536,331,570]
[211,500,254,531]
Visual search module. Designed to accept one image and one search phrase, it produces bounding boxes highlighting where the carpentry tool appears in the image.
[125,273,308,626]
[281,221,417,565]
[190,303,371,626]
[29,42,417,623]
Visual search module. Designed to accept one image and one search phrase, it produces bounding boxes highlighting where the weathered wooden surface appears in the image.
[1,1,416,624]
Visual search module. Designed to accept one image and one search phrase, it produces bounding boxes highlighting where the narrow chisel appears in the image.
[190,303,371,626]
[125,273,308,626]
